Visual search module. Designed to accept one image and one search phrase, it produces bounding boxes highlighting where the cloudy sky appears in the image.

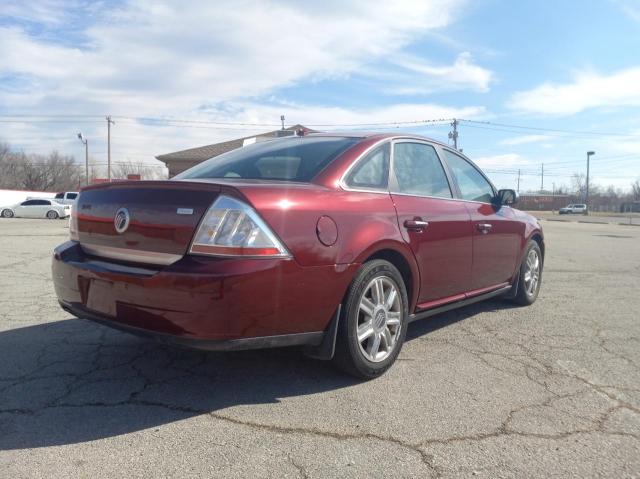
[1,0,639,191]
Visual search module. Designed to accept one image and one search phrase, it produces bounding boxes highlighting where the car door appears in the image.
[389,140,473,305]
[17,200,37,217]
[442,149,523,291]
[41,200,54,217]
[30,199,48,217]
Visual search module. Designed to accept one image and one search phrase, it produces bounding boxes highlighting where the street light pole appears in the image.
[586,151,595,215]
[77,133,89,186]
[106,116,115,181]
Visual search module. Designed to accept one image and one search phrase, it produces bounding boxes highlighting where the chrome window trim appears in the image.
[339,136,502,206]
[339,138,391,193]
[440,147,498,205]
[80,244,183,266]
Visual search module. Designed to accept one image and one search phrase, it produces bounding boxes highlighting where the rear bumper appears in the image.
[58,300,324,350]
[52,241,358,344]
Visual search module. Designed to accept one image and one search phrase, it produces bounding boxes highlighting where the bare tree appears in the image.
[632,179,640,201]
[571,173,599,200]
[0,143,82,191]
[112,160,167,180]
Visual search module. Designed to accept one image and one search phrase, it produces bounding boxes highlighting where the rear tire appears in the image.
[512,240,542,305]
[332,260,408,379]
[1,209,14,218]
[46,210,59,220]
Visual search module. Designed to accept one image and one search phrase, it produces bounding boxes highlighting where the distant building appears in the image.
[517,194,570,211]
[156,124,314,178]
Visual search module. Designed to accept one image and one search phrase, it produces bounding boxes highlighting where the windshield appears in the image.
[175,136,359,182]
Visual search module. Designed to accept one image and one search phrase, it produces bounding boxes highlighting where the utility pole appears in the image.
[586,151,595,215]
[77,133,89,185]
[517,169,521,193]
[280,115,285,130]
[540,163,544,192]
[106,115,115,181]
[448,118,459,150]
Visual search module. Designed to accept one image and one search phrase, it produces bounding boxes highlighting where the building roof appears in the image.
[155,124,314,163]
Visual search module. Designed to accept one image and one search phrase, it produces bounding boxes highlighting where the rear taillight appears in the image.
[69,209,79,241]
[189,195,290,258]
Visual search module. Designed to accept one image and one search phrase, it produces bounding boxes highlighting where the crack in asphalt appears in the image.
[2,219,640,477]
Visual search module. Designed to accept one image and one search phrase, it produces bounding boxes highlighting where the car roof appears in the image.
[305,131,451,149]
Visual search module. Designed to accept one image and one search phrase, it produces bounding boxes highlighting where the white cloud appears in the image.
[508,67,640,115]
[613,0,640,22]
[499,134,550,146]
[389,52,493,94]
[473,153,530,169]
[0,0,469,114]
[0,0,493,167]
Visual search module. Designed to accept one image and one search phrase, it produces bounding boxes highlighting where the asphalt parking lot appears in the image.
[0,218,639,478]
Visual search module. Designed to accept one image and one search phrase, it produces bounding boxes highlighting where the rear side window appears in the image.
[176,136,359,182]
[55,193,64,199]
[344,143,390,190]
[443,150,495,203]
[392,142,452,198]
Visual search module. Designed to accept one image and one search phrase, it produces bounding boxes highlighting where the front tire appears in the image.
[512,240,542,305]
[332,260,408,379]
[1,209,14,218]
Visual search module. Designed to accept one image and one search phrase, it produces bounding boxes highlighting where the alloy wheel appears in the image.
[523,249,540,296]
[356,276,402,363]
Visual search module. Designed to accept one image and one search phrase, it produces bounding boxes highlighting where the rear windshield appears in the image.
[175,136,359,182]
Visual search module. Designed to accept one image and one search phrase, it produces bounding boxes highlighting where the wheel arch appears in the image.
[530,231,545,261]
[355,242,420,312]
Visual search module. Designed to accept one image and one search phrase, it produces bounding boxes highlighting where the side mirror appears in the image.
[497,189,518,206]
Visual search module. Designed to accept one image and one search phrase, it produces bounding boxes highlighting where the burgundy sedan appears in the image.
[52,133,544,378]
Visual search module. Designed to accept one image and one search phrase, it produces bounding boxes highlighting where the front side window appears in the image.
[176,136,359,182]
[443,150,495,203]
[344,143,390,190]
[67,193,78,200]
[392,142,452,198]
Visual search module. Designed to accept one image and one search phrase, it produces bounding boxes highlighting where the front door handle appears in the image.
[476,223,493,234]
[404,219,429,231]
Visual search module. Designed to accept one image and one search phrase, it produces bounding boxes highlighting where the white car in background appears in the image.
[54,191,79,205]
[559,203,587,215]
[0,198,71,219]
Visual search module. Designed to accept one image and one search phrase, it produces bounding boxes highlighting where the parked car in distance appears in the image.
[1,198,71,219]
[559,203,587,214]
[54,191,79,205]
[52,133,544,378]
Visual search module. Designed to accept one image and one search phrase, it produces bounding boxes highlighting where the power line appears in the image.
[458,118,639,138]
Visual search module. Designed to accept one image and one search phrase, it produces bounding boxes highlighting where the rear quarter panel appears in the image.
[233,186,420,306]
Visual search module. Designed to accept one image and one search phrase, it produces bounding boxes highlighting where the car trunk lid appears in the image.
[76,181,221,265]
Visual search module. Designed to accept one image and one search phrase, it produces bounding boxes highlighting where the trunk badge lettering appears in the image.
[177,208,193,215]
[114,208,130,234]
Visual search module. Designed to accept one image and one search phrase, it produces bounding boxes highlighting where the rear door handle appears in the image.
[476,223,493,234]
[404,219,429,231]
